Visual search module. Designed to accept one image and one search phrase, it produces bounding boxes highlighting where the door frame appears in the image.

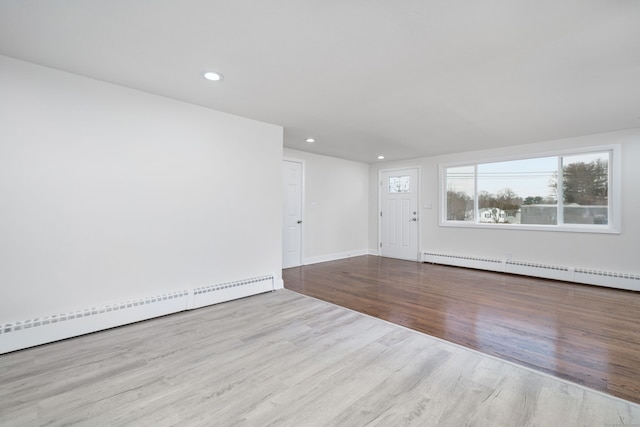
[283,157,305,267]
[378,166,421,261]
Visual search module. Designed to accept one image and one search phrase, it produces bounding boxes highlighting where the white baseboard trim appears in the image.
[1,273,277,354]
[303,249,370,265]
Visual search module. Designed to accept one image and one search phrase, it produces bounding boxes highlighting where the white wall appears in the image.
[284,148,369,264]
[0,56,283,323]
[369,129,640,274]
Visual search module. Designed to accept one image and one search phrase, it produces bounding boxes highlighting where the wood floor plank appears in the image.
[283,255,640,404]
[1,289,639,426]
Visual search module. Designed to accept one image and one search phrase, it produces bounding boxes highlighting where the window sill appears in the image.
[439,221,620,234]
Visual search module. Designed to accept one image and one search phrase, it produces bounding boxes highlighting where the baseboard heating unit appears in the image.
[0,275,275,354]
[191,275,274,309]
[422,252,640,292]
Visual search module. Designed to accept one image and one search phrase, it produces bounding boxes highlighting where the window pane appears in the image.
[477,157,557,225]
[389,175,410,193]
[562,152,608,225]
[446,166,474,221]
[441,147,618,232]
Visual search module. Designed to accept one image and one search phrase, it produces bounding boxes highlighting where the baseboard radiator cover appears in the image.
[1,274,276,355]
[504,260,573,282]
[422,252,640,292]
[574,268,640,292]
[0,291,189,355]
[422,252,504,273]
[190,275,274,309]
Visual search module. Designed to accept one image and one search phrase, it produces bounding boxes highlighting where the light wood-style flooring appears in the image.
[283,255,640,404]
[1,289,639,426]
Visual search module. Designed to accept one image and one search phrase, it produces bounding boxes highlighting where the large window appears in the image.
[441,147,619,233]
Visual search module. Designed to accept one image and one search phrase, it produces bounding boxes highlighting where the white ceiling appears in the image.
[1,1,639,163]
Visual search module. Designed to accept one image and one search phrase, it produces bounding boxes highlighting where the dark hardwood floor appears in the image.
[283,255,640,404]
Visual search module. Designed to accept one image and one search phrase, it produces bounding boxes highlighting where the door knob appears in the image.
[297,220,302,224]
[411,218,417,221]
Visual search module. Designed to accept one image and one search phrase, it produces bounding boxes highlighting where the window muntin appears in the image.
[441,148,616,232]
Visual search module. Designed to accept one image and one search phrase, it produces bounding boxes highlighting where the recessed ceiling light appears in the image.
[203,71,223,81]
[305,138,316,143]
[377,155,385,160]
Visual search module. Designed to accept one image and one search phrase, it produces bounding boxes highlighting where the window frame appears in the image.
[438,144,621,234]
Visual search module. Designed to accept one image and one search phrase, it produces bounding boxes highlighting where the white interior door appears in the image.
[282,160,303,268]
[380,168,419,261]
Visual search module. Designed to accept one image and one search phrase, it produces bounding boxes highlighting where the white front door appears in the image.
[282,160,303,268]
[380,168,419,261]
